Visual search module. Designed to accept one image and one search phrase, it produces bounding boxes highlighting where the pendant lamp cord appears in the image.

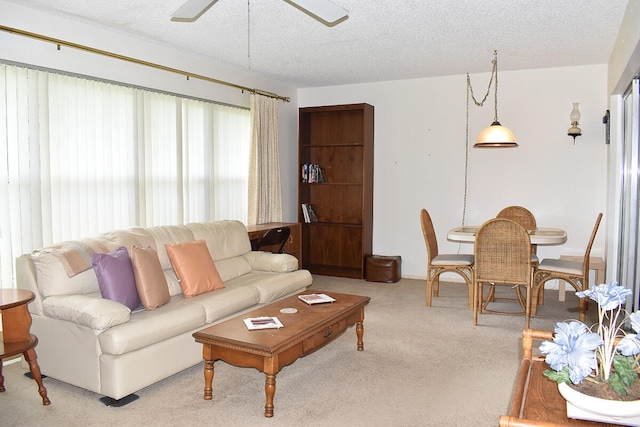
[247,0,251,70]
[462,50,499,230]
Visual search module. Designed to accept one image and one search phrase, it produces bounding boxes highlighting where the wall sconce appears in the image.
[568,102,582,143]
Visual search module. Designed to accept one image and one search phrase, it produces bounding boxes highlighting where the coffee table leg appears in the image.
[264,373,276,418]
[203,359,214,400]
[356,320,364,351]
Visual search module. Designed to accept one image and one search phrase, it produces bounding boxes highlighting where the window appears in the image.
[0,64,250,288]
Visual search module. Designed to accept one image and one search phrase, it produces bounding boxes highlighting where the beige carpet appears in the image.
[1,276,593,427]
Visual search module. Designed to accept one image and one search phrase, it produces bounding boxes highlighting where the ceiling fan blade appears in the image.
[285,0,349,25]
[171,0,219,21]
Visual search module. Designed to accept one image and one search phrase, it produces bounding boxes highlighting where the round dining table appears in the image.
[447,226,567,245]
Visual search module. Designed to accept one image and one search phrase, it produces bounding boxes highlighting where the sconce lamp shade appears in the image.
[568,102,582,141]
[474,121,518,148]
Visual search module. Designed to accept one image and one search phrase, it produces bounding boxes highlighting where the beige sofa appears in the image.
[16,220,312,403]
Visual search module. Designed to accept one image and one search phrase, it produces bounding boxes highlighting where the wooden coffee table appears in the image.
[193,290,370,417]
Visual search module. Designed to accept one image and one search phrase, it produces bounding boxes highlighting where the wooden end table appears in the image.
[193,290,370,417]
[499,329,616,427]
[0,289,50,405]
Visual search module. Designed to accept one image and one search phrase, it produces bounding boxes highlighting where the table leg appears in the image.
[24,348,50,405]
[203,359,214,400]
[264,373,276,418]
[356,320,364,351]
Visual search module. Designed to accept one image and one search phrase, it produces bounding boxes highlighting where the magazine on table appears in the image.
[243,316,284,330]
[298,293,336,305]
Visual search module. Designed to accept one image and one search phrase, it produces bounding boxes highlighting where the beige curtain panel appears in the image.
[248,93,283,225]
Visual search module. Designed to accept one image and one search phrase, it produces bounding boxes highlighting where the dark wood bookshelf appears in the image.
[298,103,374,279]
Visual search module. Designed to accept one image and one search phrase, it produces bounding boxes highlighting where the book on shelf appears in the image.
[301,203,318,223]
[298,293,336,305]
[243,316,284,330]
[301,163,326,183]
[301,203,310,223]
[306,204,319,222]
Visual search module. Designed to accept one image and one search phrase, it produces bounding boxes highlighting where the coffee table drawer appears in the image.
[303,319,347,354]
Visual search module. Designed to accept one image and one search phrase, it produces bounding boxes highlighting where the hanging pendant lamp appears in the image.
[470,51,518,148]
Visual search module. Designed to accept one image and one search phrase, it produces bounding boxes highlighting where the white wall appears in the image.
[0,1,301,224]
[299,65,609,278]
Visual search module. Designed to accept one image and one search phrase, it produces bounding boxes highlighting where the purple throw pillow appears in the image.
[93,247,141,310]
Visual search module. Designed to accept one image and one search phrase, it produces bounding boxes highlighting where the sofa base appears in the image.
[99,394,139,407]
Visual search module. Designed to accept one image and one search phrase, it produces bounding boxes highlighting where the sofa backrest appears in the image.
[187,220,253,282]
[20,220,253,311]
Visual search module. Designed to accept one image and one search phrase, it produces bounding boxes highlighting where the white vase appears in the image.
[558,382,640,426]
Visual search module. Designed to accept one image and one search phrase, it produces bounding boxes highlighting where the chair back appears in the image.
[496,206,537,231]
[475,218,532,286]
[581,213,603,281]
[256,227,291,254]
[420,209,439,263]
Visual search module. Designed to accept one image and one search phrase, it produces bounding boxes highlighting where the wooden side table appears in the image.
[500,329,615,426]
[0,289,50,405]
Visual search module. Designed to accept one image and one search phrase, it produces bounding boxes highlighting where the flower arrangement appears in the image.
[540,281,640,397]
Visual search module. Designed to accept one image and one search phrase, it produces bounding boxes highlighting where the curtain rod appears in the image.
[0,25,291,103]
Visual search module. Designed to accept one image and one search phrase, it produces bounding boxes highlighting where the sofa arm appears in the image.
[243,252,299,272]
[42,294,131,330]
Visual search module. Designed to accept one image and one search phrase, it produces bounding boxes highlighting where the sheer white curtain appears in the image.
[181,98,250,223]
[248,93,282,225]
[46,74,138,239]
[0,64,250,288]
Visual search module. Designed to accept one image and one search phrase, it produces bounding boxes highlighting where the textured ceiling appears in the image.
[4,0,630,88]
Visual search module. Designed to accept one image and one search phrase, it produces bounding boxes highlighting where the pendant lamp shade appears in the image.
[474,121,518,148]
[467,51,517,148]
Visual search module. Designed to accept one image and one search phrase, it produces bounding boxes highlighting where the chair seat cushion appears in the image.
[432,254,474,266]
[538,258,582,275]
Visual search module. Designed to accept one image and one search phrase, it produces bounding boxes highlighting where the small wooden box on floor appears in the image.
[365,255,401,283]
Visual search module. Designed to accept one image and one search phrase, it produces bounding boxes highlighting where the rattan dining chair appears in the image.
[420,209,474,308]
[531,213,603,322]
[496,205,541,302]
[496,206,537,231]
[474,218,533,328]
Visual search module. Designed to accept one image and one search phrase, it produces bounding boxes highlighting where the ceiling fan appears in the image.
[171,0,349,26]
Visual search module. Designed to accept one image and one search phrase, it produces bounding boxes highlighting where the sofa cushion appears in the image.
[42,293,131,330]
[93,247,141,310]
[32,251,100,297]
[178,284,261,324]
[130,246,170,310]
[225,269,313,303]
[165,239,225,297]
[98,298,205,355]
[163,269,183,297]
[243,252,299,272]
[214,257,252,283]
[145,225,195,270]
[187,220,252,261]
[100,227,156,253]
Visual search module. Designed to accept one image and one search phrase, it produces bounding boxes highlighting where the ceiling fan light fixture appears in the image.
[284,0,349,25]
[474,121,518,148]
[171,0,219,21]
[171,0,348,26]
